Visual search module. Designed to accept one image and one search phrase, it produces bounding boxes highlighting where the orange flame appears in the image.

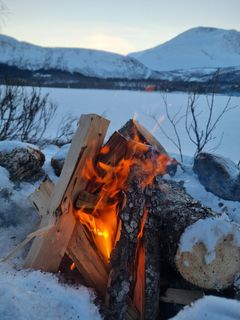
[76,138,170,262]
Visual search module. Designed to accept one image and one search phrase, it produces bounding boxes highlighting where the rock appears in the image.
[0,140,45,182]
[51,144,70,176]
[193,152,240,201]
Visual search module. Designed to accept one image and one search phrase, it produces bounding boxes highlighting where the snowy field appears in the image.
[43,88,240,162]
[1,88,240,319]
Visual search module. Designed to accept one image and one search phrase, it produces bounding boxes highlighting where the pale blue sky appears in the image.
[3,0,240,54]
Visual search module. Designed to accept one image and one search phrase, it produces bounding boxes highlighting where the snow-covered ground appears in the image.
[0,88,240,319]
[1,147,240,319]
[43,88,240,162]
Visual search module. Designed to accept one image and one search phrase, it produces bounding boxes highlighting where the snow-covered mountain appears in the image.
[130,27,240,72]
[0,34,151,79]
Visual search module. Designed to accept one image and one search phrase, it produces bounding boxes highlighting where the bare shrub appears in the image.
[150,91,237,162]
[0,84,77,146]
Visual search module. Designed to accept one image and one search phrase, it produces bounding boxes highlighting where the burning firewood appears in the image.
[20,113,240,320]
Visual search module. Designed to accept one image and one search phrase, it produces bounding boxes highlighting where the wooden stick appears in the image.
[160,288,204,305]
[66,222,108,299]
[1,224,55,263]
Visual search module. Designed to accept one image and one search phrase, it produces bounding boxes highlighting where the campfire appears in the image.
[23,114,240,320]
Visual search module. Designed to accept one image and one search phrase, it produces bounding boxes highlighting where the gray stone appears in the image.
[0,141,45,182]
[193,152,240,201]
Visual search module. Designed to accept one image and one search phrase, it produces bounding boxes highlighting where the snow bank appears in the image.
[0,140,40,153]
[0,266,101,320]
[171,295,240,320]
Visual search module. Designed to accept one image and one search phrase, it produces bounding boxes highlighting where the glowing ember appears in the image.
[138,208,148,240]
[70,262,76,271]
[76,137,170,262]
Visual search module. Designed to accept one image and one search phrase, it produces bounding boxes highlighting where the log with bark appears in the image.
[106,175,240,319]
[149,178,240,291]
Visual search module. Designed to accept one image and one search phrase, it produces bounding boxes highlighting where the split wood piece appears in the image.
[118,119,168,155]
[29,176,54,216]
[97,131,129,168]
[24,114,109,272]
[75,190,99,211]
[151,179,240,290]
[160,288,204,305]
[66,222,108,299]
[106,170,146,320]
[1,224,55,263]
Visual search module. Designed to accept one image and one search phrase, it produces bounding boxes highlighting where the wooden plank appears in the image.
[160,288,204,305]
[24,114,110,271]
[29,176,54,216]
[66,222,108,299]
[119,119,168,155]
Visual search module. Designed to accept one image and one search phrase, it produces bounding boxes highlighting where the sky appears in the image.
[2,0,240,54]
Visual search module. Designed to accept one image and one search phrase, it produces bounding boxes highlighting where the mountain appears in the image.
[130,27,240,72]
[0,34,151,79]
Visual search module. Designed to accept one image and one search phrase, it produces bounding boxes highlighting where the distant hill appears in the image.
[130,27,240,72]
[0,34,151,80]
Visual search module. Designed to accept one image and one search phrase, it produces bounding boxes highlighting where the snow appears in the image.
[177,216,240,264]
[130,27,240,72]
[171,295,240,320]
[42,144,60,183]
[0,140,40,153]
[0,265,101,320]
[0,34,150,80]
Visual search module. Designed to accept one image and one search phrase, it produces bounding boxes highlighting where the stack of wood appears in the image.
[24,114,240,320]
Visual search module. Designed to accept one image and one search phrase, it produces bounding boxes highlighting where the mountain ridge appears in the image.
[0,34,151,80]
[129,27,240,72]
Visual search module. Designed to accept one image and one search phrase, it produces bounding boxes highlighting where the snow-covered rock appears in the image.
[0,140,45,181]
[193,152,240,201]
[0,34,150,80]
[130,27,240,72]
[51,144,70,176]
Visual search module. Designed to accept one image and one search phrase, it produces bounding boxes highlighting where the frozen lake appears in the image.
[42,88,240,162]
